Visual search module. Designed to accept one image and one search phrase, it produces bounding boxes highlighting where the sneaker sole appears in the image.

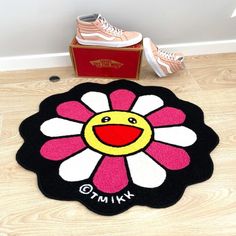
[143,38,166,77]
[76,34,142,48]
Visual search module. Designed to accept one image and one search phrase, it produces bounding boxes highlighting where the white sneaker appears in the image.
[76,14,142,47]
[143,37,185,77]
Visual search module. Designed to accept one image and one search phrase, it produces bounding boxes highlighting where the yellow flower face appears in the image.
[84,111,153,156]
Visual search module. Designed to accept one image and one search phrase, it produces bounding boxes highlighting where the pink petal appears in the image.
[93,156,128,193]
[147,107,186,127]
[145,141,190,170]
[40,136,86,161]
[109,89,136,111]
[56,101,94,122]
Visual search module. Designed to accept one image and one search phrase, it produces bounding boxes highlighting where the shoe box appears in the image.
[69,37,143,79]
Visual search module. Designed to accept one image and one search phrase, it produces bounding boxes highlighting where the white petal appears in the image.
[59,148,102,182]
[154,126,197,147]
[131,95,164,115]
[40,118,83,137]
[81,91,110,113]
[127,152,166,188]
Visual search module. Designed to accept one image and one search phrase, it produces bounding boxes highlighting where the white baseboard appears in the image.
[159,39,236,56]
[0,52,71,72]
[0,39,235,71]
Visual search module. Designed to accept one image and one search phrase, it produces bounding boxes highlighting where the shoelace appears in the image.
[98,15,123,36]
[158,49,177,61]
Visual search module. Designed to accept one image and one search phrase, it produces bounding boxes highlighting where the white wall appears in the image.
[0,0,236,57]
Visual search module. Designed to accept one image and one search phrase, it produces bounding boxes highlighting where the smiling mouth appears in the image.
[93,124,143,147]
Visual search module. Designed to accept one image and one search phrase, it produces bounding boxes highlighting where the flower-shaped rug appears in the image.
[17,80,219,215]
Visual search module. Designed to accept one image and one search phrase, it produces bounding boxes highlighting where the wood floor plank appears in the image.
[190,66,236,90]
[0,53,236,236]
[185,53,236,69]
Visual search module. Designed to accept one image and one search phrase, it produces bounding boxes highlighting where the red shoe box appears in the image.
[69,37,143,79]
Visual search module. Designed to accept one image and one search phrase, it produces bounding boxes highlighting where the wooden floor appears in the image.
[0,54,236,236]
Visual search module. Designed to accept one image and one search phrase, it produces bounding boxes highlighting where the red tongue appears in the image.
[94,124,143,147]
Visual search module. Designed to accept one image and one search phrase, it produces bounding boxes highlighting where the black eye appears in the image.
[101,116,111,123]
[128,117,137,124]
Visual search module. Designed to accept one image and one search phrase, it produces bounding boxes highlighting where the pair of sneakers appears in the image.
[76,13,184,77]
